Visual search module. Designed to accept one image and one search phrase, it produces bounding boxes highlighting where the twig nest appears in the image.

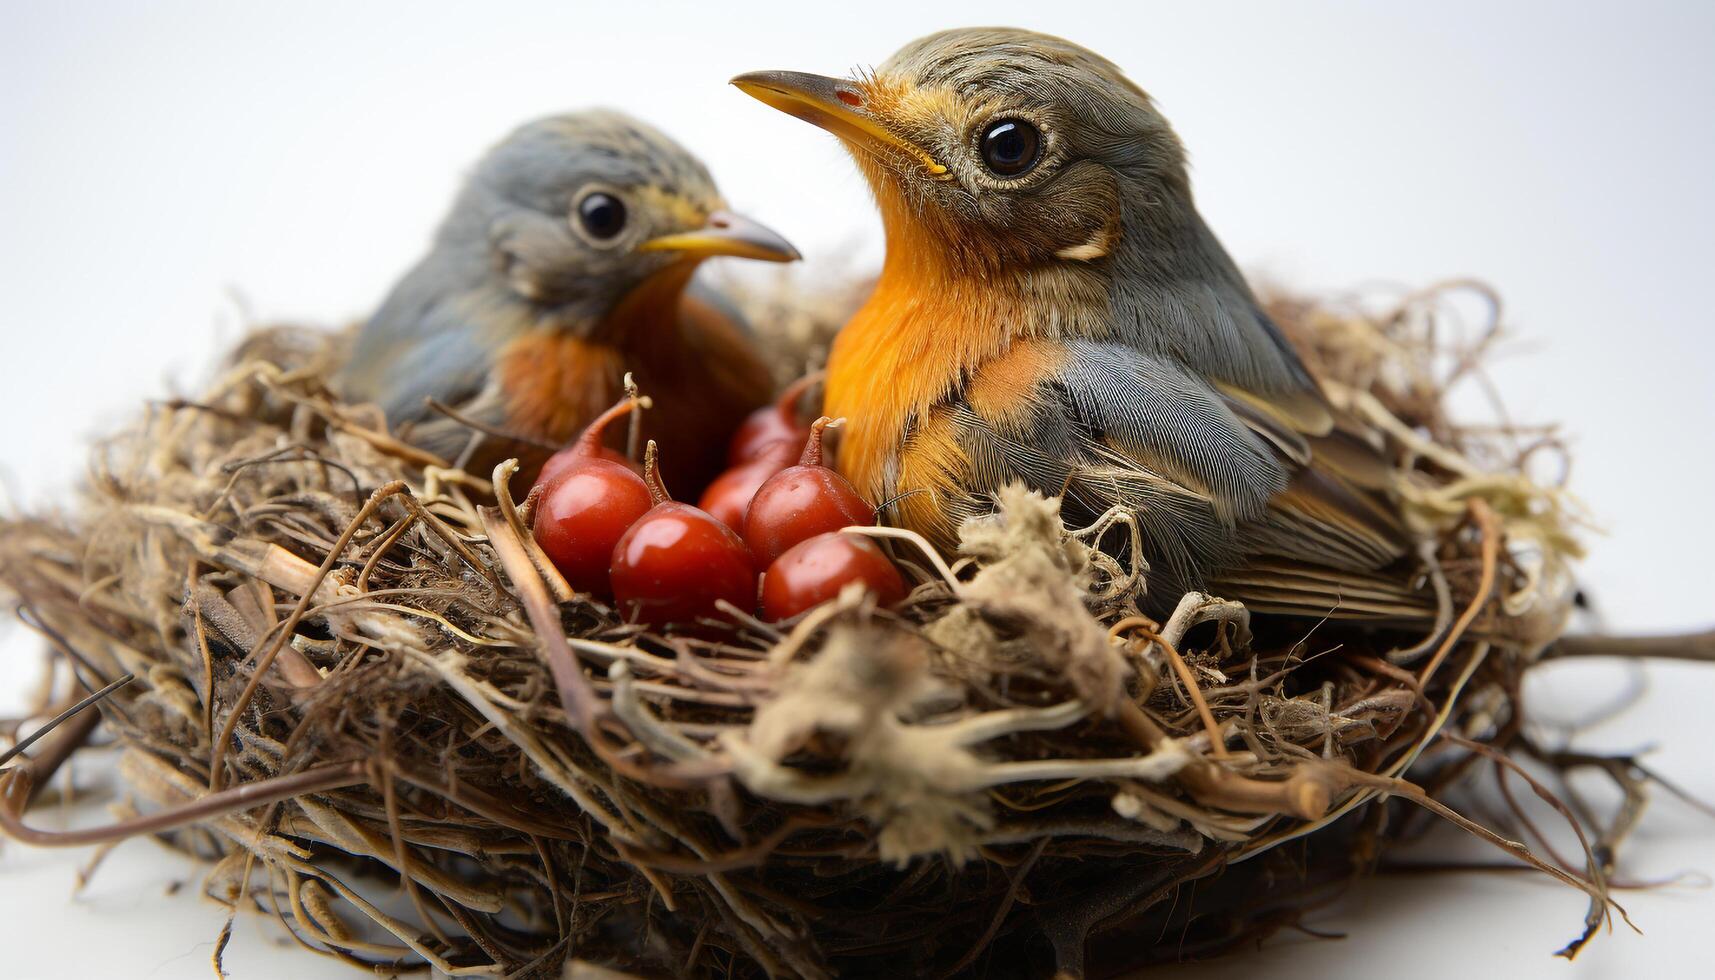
[0,281,1617,979]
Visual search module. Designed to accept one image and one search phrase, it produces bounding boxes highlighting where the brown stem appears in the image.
[576,394,649,457]
[1418,497,1499,689]
[7,702,104,809]
[1112,700,1330,820]
[1340,766,1621,922]
[477,504,602,733]
[623,372,644,463]
[0,673,132,767]
[642,440,670,505]
[423,398,559,451]
[492,459,574,603]
[1112,617,1227,759]
[798,416,840,467]
[1543,629,1715,664]
[0,761,369,848]
[1445,732,1616,957]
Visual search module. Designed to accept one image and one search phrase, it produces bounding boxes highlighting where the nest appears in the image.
[0,278,1631,978]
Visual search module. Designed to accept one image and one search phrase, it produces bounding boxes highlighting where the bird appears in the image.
[337,110,800,489]
[733,28,1429,620]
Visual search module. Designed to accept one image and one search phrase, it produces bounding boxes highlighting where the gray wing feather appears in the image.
[943,340,1292,598]
[338,251,517,429]
[1053,339,1288,523]
[354,318,493,425]
[1107,210,1328,422]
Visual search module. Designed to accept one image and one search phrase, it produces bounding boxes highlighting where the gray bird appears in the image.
[338,110,799,487]
[734,28,1425,619]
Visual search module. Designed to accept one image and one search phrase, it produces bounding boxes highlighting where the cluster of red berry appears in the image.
[529,382,906,631]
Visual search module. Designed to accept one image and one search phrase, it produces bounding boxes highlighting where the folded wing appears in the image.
[944,338,1427,619]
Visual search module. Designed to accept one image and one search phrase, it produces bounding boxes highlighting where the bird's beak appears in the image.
[639,210,800,263]
[730,70,948,177]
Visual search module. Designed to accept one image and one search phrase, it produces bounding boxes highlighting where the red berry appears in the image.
[532,395,645,493]
[743,417,876,567]
[760,533,907,621]
[538,444,636,488]
[697,456,789,531]
[531,397,652,595]
[727,372,819,466]
[611,442,757,630]
[533,464,652,595]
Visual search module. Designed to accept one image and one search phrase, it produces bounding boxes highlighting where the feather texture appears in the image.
[881,335,1416,616]
[801,28,1438,621]
[334,111,777,486]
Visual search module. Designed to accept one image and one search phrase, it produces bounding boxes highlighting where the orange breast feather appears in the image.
[827,246,1066,545]
[498,331,625,446]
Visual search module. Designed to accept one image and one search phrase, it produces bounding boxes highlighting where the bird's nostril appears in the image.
[836,89,863,108]
[710,215,730,229]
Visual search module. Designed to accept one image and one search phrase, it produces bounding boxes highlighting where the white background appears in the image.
[1,2,1711,978]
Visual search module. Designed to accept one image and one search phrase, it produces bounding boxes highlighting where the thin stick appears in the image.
[424,398,559,451]
[6,700,104,809]
[1112,701,1331,820]
[1113,617,1228,759]
[1233,642,1493,860]
[1446,732,1622,956]
[491,459,574,603]
[0,673,132,767]
[840,525,963,595]
[477,475,600,733]
[1418,497,1499,689]
[1341,767,1617,911]
[0,761,368,848]
[1543,629,1715,664]
[945,836,1048,975]
[622,372,644,463]
[394,494,513,598]
[209,481,407,791]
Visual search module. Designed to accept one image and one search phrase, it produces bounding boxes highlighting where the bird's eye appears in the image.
[978,119,1041,177]
[576,192,627,240]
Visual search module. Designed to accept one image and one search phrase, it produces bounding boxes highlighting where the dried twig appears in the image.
[0,283,1628,978]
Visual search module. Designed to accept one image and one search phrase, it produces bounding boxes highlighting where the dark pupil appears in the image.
[578,192,626,239]
[981,120,1039,176]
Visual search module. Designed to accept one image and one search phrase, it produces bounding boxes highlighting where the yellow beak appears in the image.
[730,70,948,177]
[639,210,800,263]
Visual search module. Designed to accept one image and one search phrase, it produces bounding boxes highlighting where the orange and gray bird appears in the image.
[338,110,799,487]
[735,28,1426,619]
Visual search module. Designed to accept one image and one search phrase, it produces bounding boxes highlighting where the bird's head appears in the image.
[734,28,1191,278]
[446,110,798,321]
